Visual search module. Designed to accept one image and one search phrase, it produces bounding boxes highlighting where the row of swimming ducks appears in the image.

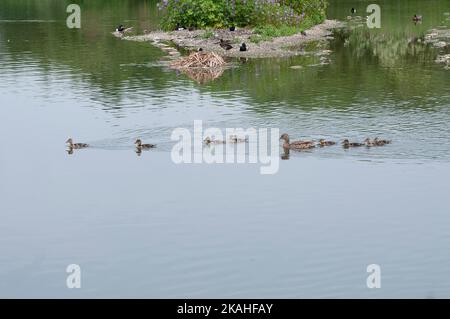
[66,134,391,152]
[279,134,391,150]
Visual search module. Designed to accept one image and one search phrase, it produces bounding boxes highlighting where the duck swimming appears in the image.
[204,136,225,145]
[228,135,248,143]
[219,39,233,50]
[135,139,156,149]
[342,139,364,148]
[373,137,391,146]
[318,139,336,147]
[239,43,247,52]
[280,133,315,150]
[364,138,375,147]
[66,138,89,149]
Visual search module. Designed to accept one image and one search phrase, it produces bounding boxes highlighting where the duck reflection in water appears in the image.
[281,148,290,160]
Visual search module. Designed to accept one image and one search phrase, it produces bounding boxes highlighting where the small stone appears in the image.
[290,65,303,69]
[434,41,447,48]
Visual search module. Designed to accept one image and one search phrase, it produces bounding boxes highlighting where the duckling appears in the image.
[280,133,315,150]
[219,39,233,50]
[342,139,364,148]
[135,139,156,149]
[66,138,89,149]
[364,138,375,147]
[318,139,336,147]
[204,136,225,145]
[228,135,248,143]
[373,137,391,146]
[413,14,422,22]
[239,43,247,52]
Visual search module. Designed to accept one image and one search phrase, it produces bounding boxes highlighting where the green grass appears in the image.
[251,17,317,43]
[249,34,272,43]
[199,30,215,39]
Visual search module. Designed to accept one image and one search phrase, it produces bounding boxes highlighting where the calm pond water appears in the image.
[0,0,450,298]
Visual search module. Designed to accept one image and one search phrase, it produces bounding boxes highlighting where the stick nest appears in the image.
[170,52,226,69]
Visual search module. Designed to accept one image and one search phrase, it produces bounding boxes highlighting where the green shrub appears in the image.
[157,0,327,31]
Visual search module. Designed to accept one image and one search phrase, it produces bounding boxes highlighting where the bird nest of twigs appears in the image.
[170,52,227,84]
[170,52,226,69]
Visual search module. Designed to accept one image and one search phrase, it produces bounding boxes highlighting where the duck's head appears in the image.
[342,139,350,145]
[229,134,237,141]
[319,139,325,144]
[364,138,371,144]
[135,139,142,146]
[204,136,212,144]
[66,138,73,145]
[279,133,289,143]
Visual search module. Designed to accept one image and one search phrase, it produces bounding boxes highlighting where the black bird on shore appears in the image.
[351,8,356,14]
[239,43,247,52]
[219,39,233,50]
[229,26,236,32]
[116,24,133,34]
[413,14,422,22]
[198,48,203,52]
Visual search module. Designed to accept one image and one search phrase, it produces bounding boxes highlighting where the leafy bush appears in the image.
[157,0,225,30]
[157,0,327,31]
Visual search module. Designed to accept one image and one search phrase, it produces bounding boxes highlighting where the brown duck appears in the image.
[219,39,233,50]
[342,139,364,148]
[364,138,375,147]
[229,135,248,143]
[135,139,156,149]
[318,139,336,147]
[204,136,225,145]
[373,137,391,146]
[280,133,315,150]
[66,138,89,149]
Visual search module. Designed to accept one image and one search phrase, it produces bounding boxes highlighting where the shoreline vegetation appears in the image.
[113,0,344,59]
